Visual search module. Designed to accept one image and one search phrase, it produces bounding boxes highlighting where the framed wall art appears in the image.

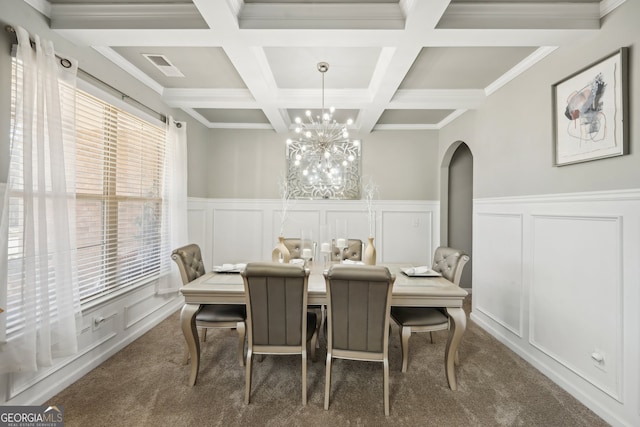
[552,47,629,166]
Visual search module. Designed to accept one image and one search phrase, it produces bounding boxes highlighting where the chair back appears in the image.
[283,238,317,260]
[330,239,364,261]
[242,262,310,348]
[432,247,470,285]
[171,243,206,285]
[324,265,395,354]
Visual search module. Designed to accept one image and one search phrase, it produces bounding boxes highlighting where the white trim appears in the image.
[475,188,640,205]
[601,0,627,17]
[485,46,557,96]
[92,46,164,95]
[440,3,600,29]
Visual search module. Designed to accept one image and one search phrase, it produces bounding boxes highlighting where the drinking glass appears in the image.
[300,228,314,268]
[334,219,348,263]
[319,224,332,269]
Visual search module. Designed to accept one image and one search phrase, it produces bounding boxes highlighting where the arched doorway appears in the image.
[440,142,473,289]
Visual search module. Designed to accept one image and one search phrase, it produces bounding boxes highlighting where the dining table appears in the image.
[179,262,468,390]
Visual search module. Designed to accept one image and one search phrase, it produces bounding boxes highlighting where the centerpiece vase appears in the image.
[272,236,291,263]
[364,236,376,265]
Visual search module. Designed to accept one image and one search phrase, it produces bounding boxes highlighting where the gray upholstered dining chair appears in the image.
[283,238,323,341]
[323,264,396,416]
[171,243,246,367]
[330,238,364,261]
[241,262,318,405]
[390,246,470,372]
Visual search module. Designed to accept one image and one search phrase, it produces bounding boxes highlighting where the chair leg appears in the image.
[383,357,390,416]
[324,353,332,410]
[319,305,326,344]
[244,349,253,404]
[302,351,308,405]
[313,306,323,348]
[455,349,460,366]
[429,331,434,343]
[400,326,411,373]
[236,322,246,367]
[201,327,208,342]
[310,333,317,363]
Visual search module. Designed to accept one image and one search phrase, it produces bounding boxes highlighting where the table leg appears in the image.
[445,307,466,390]
[180,303,201,386]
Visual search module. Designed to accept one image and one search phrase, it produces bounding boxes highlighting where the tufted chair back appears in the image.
[171,243,206,285]
[330,239,364,261]
[431,246,470,286]
[283,238,317,260]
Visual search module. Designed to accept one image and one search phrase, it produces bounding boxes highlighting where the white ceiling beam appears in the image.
[163,89,258,109]
[191,0,289,132]
[389,90,486,110]
[356,0,450,133]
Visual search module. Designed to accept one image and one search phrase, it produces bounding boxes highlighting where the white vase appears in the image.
[364,236,376,265]
[272,236,291,263]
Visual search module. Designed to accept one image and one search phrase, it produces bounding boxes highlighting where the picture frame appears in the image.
[552,47,629,166]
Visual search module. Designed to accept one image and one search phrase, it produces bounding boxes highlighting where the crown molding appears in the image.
[438,3,600,30]
[93,46,164,95]
[373,124,440,131]
[600,0,627,17]
[50,4,207,30]
[238,3,405,30]
[485,46,557,96]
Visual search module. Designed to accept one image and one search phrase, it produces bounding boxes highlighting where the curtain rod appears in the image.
[5,25,182,128]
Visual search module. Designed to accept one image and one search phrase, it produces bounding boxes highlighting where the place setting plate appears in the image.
[212,263,246,273]
[400,266,442,277]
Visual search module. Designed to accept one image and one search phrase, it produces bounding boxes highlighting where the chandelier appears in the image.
[286,62,361,200]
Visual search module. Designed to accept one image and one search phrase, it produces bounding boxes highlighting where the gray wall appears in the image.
[438,0,639,199]
[203,129,440,200]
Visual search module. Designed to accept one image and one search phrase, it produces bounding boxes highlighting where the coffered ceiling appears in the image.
[31,0,618,133]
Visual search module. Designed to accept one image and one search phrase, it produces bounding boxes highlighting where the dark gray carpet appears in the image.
[49,297,607,426]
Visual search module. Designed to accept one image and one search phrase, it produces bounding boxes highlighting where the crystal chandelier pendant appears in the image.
[286,62,361,200]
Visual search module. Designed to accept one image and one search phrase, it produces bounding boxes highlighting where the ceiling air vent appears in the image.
[142,54,184,77]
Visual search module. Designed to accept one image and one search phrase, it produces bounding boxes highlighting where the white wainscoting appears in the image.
[2,282,183,405]
[187,198,440,268]
[472,189,640,427]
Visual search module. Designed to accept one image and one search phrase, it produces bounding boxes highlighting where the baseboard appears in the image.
[470,313,627,427]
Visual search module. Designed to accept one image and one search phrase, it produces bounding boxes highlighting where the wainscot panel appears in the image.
[2,280,183,405]
[472,189,640,427]
[187,198,440,269]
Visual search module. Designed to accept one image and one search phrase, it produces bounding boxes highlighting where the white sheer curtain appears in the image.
[0,27,82,373]
[156,117,188,294]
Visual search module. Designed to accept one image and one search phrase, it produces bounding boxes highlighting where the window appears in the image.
[6,55,169,332]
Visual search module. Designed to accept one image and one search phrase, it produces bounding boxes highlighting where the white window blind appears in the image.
[74,90,168,304]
